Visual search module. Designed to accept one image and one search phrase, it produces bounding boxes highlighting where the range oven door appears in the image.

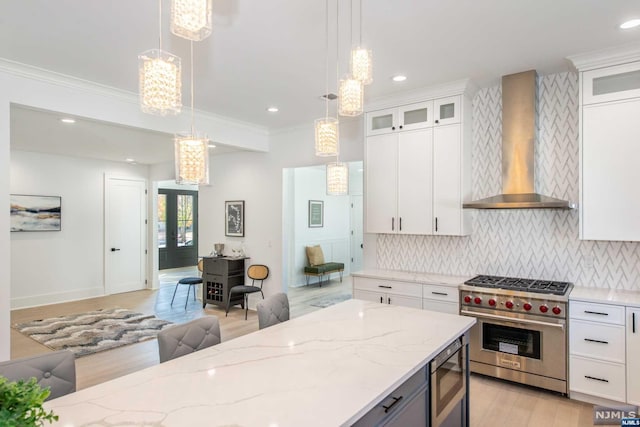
[462,310,566,381]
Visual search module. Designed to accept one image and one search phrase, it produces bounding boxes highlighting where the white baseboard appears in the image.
[11,287,105,310]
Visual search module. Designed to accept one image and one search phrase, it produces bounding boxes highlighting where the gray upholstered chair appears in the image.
[226,264,269,320]
[0,350,76,400]
[256,293,290,329]
[157,316,221,363]
[171,259,204,310]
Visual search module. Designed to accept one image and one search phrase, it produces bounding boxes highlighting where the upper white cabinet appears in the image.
[575,58,640,241]
[366,101,433,136]
[365,92,472,236]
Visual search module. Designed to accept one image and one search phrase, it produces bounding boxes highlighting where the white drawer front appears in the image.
[570,355,626,403]
[570,301,625,325]
[423,299,458,315]
[570,320,625,363]
[422,284,458,303]
[353,278,422,298]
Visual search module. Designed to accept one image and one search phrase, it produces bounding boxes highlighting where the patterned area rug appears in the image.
[308,294,351,308]
[14,308,173,357]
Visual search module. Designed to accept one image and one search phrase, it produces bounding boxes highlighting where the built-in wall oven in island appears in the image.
[459,275,572,395]
[430,334,468,427]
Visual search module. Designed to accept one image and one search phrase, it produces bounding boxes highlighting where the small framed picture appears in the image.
[225,200,245,237]
[308,200,324,228]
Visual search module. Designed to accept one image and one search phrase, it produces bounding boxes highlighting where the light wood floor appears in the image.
[10,273,599,426]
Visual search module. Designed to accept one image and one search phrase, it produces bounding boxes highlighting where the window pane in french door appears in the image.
[158,194,167,249]
[177,194,194,247]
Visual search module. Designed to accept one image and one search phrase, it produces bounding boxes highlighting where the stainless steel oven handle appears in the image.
[460,310,565,330]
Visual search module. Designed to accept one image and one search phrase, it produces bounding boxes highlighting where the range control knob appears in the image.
[474,297,482,305]
[523,303,532,311]
[488,298,497,307]
[539,304,549,313]
[505,301,514,309]
[552,306,562,315]
[464,295,472,303]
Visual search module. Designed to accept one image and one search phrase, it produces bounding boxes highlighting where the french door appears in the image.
[158,189,198,269]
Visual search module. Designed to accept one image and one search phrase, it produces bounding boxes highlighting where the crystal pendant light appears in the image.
[170,0,212,41]
[350,0,372,85]
[139,0,182,116]
[327,162,349,195]
[175,42,210,185]
[338,76,363,117]
[315,0,339,157]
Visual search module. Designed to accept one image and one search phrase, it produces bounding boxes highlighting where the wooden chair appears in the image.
[225,264,269,320]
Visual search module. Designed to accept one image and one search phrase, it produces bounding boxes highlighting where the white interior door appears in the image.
[350,195,363,274]
[105,176,147,294]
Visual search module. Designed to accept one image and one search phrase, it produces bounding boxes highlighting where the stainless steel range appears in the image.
[459,275,573,394]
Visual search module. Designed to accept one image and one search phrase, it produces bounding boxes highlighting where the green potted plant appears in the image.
[0,376,58,426]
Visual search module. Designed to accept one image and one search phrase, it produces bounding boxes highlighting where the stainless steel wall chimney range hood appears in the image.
[463,70,576,209]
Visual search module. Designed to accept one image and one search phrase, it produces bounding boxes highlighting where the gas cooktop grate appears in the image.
[464,275,571,296]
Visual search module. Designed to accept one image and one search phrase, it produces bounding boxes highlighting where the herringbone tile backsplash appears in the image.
[377,72,640,290]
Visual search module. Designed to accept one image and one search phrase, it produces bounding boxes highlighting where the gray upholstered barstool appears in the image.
[256,293,290,329]
[157,316,221,363]
[0,350,76,400]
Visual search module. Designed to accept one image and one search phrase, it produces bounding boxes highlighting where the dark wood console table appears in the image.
[201,256,249,308]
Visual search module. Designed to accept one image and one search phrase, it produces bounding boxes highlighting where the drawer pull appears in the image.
[584,338,609,344]
[382,396,403,413]
[584,310,609,316]
[585,375,609,383]
[431,291,448,296]
[378,285,393,289]
[634,313,636,334]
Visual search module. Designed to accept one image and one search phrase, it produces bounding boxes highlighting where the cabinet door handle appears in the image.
[585,375,609,383]
[584,310,608,316]
[378,285,393,289]
[391,217,395,231]
[380,296,383,304]
[432,291,448,296]
[435,217,438,232]
[399,217,402,231]
[633,312,636,334]
[584,338,609,344]
[388,297,391,304]
[382,396,403,413]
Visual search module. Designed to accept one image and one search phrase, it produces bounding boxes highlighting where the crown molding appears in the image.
[568,42,640,71]
[0,58,268,137]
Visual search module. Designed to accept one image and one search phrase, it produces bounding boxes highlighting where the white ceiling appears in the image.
[3,0,640,161]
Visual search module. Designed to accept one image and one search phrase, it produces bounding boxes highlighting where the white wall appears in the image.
[10,150,149,308]
[198,119,364,307]
[291,166,350,287]
[0,101,9,360]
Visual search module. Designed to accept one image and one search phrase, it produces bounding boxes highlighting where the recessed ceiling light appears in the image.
[392,75,407,82]
[620,19,640,29]
[208,143,216,148]
[267,106,279,113]
[60,118,76,124]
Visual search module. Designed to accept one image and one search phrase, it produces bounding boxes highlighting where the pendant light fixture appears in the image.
[338,0,363,117]
[315,0,339,157]
[175,42,210,185]
[327,161,349,195]
[170,0,212,41]
[350,0,372,85]
[139,0,182,116]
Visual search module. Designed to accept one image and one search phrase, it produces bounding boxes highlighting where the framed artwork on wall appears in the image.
[308,200,324,228]
[225,200,245,237]
[10,194,62,232]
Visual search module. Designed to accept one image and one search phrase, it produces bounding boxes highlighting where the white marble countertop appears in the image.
[352,269,473,287]
[570,286,640,308]
[45,299,475,427]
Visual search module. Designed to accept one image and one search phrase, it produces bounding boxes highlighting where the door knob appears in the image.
[111,248,121,252]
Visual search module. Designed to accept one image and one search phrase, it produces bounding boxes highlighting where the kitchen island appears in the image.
[45,299,475,426]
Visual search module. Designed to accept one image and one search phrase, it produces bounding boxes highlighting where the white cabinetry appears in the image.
[569,300,626,403]
[576,59,640,241]
[422,283,458,314]
[353,277,422,309]
[627,307,640,405]
[365,93,471,236]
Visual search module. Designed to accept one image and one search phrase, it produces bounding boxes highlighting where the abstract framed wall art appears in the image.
[225,200,245,237]
[10,194,62,232]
